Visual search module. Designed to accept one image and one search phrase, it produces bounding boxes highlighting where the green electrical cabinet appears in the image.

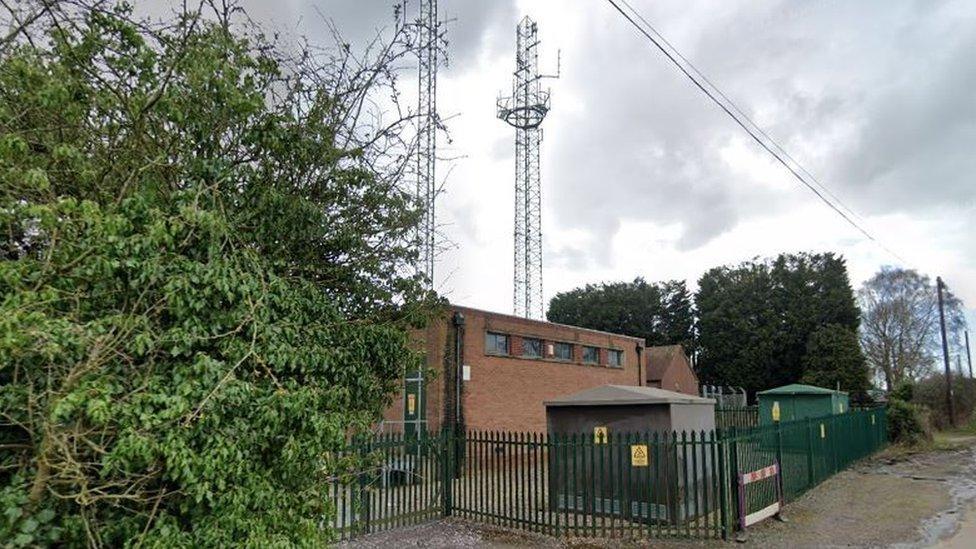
[757,383,849,425]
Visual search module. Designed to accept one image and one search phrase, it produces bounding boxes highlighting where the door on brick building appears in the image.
[403,370,427,441]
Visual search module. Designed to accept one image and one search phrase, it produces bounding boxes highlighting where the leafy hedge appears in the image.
[1,3,428,546]
[886,398,932,445]
[913,375,976,429]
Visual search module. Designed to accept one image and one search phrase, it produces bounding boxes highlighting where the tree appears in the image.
[695,260,779,394]
[661,280,695,351]
[859,267,968,391]
[768,253,861,388]
[0,2,432,546]
[695,252,861,396]
[801,324,871,402]
[547,278,694,351]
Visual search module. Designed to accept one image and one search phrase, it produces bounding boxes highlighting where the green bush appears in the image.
[891,380,915,403]
[886,399,932,445]
[913,375,976,429]
[1,3,430,546]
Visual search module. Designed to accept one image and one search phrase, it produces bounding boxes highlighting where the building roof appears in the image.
[757,383,847,396]
[645,344,688,381]
[544,384,715,407]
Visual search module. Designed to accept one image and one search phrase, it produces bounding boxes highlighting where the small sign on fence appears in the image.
[820,423,826,439]
[593,426,607,444]
[630,444,649,467]
[407,394,416,415]
[871,414,876,425]
[738,461,782,529]
[772,401,781,422]
[745,464,777,484]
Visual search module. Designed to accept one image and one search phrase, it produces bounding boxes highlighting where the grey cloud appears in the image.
[136,1,516,69]
[294,1,516,69]
[548,245,591,272]
[441,0,518,73]
[833,32,976,212]
[542,0,976,265]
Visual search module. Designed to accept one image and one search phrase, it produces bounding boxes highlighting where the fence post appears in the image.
[774,420,784,503]
[728,427,740,532]
[442,427,454,517]
[551,433,560,538]
[805,417,814,489]
[717,428,730,540]
[358,437,373,534]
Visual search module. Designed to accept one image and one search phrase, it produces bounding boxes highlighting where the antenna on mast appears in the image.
[497,16,559,319]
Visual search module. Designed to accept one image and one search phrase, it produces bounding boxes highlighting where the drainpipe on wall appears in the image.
[636,343,643,387]
[452,311,465,433]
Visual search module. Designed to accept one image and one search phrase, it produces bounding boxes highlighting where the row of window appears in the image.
[485,332,623,367]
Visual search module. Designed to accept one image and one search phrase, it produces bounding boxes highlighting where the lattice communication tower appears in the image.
[497,16,558,319]
[416,0,445,285]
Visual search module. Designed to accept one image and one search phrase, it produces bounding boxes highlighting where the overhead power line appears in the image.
[605,0,907,264]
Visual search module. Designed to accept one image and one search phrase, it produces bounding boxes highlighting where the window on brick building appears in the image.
[553,341,573,360]
[608,349,624,368]
[485,332,509,355]
[582,346,599,364]
[522,337,542,358]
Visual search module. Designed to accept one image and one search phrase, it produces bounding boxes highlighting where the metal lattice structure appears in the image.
[416,0,442,285]
[497,17,558,319]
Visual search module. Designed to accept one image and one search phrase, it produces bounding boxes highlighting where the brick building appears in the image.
[644,344,699,396]
[381,305,645,434]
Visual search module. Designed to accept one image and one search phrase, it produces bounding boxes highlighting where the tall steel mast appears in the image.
[497,17,558,319]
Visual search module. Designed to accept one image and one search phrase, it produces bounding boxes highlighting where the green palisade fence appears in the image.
[328,432,445,540]
[723,408,888,525]
[329,408,886,541]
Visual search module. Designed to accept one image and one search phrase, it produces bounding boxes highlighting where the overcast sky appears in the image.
[157,1,975,329]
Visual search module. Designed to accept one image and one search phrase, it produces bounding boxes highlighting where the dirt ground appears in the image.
[339,435,976,548]
[740,434,976,548]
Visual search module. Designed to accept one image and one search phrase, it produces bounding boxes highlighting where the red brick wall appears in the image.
[456,306,643,433]
[381,305,645,434]
[659,359,699,396]
[646,350,699,397]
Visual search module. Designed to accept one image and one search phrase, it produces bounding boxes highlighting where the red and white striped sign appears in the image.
[741,463,779,485]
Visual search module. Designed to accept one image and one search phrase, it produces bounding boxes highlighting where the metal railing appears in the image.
[329,408,887,541]
[726,408,888,523]
[715,406,759,430]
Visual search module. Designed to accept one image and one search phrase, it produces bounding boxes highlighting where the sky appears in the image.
[144,0,975,330]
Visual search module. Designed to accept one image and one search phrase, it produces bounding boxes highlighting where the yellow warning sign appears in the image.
[593,426,608,444]
[772,401,781,422]
[820,423,826,439]
[631,444,649,467]
[407,394,416,415]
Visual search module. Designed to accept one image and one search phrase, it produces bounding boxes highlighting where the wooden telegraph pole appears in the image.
[966,330,973,379]
[936,277,955,427]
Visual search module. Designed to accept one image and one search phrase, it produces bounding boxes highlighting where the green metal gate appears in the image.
[330,431,446,540]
